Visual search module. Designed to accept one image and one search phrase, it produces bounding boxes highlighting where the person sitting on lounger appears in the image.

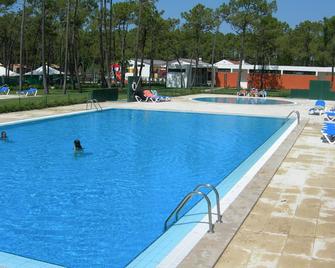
[74,139,83,152]
[249,88,258,97]
[143,89,160,102]
[237,89,247,96]
[1,131,7,141]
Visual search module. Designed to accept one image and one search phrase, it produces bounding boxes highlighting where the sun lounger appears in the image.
[151,89,171,101]
[17,88,38,96]
[325,111,335,121]
[321,122,335,144]
[143,90,160,102]
[309,100,325,115]
[25,88,38,96]
[0,86,10,95]
[237,89,247,96]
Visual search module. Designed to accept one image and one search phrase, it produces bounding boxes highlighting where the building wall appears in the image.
[326,76,335,91]
[216,72,238,88]
[217,71,335,90]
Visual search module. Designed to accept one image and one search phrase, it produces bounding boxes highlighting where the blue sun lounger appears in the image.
[325,111,335,121]
[309,100,325,115]
[0,86,10,95]
[17,88,38,96]
[151,89,171,101]
[321,122,335,144]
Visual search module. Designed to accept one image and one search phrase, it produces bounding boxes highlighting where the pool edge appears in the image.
[127,117,300,268]
[177,118,307,268]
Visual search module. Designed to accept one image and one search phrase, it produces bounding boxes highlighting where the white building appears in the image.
[214,59,334,89]
[167,59,212,88]
[126,59,166,82]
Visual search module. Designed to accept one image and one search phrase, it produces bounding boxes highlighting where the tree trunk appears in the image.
[134,0,143,77]
[103,0,111,88]
[63,0,70,94]
[211,24,220,90]
[237,31,246,91]
[138,28,147,77]
[19,0,26,91]
[99,0,107,88]
[72,0,81,92]
[42,0,48,94]
[110,0,114,67]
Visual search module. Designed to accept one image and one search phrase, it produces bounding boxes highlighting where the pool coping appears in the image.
[178,119,307,268]
[190,96,297,105]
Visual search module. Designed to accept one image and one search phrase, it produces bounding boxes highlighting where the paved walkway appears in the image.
[215,120,335,268]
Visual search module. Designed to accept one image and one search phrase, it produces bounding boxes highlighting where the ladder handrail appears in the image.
[164,191,214,233]
[193,184,222,223]
[175,184,222,223]
[287,110,300,124]
[86,99,102,111]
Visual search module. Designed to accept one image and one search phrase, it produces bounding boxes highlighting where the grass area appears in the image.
[0,85,291,114]
[0,92,91,113]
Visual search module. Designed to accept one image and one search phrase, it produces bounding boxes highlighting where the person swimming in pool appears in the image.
[74,139,83,152]
[1,131,7,141]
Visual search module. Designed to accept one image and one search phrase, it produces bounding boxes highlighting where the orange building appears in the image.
[214,60,335,91]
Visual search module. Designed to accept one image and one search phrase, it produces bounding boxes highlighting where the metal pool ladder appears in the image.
[287,110,300,124]
[86,99,102,111]
[164,184,222,233]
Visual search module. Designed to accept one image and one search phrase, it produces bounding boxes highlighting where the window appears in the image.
[169,69,186,73]
[249,69,281,74]
[283,70,316,75]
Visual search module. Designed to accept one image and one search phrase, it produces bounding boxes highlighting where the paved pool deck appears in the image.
[0,94,334,268]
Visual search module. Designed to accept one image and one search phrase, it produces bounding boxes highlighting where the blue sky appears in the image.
[154,0,335,32]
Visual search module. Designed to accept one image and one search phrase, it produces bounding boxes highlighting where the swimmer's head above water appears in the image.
[74,139,83,151]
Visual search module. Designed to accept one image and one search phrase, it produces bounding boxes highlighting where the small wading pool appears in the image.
[0,109,294,268]
[194,96,294,105]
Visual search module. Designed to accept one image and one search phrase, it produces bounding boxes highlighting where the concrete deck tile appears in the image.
[246,252,280,268]
[263,216,292,234]
[240,213,269,232]
[315,221,335,237]
[294,198,321,219]
[277,254,311,268]
[252,232,287,254]
[310,259,335,268]
[313,237,335,260]
[215,245,250,268]
[289,217,317,237]
[319,209,335,222]
[282,235,314,256]
[303,187,322,197]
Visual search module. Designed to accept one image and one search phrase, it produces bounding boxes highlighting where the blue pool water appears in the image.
[194,97,293,105]
[0,109,288,267]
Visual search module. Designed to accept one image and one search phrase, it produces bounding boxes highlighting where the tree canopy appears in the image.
[0,0,334,89]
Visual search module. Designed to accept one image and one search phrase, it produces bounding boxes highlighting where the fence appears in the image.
[0,92,91,113]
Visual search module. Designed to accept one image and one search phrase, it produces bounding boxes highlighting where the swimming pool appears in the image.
[0,109,292,267]
[194,96,294,105]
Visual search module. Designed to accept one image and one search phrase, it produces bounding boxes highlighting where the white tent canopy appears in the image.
[0,66,19,77]
[24,66,62,76]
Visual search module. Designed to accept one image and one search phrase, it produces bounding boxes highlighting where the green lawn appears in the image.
[0,86,291,114]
